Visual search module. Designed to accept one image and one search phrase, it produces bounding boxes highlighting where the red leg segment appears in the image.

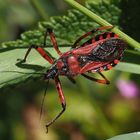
[73,26,113,48]
[22,45,54,64]
[98,72,110,84]
[47,28,62,56]
[67,76,76,84]
[45,76,66,132]
[81,72,110,85]
[20,28,63,64]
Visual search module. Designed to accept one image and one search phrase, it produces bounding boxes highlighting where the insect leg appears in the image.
[46,28,62,56]
[67,76,76,84]
[19,45,54,64]
[73,26,113,48]
[46,76,66,132]
[81,72,110,85]
[98,72,110,84]
[18,28,62,64]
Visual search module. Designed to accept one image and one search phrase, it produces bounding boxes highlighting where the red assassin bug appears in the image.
[19,26,126,132]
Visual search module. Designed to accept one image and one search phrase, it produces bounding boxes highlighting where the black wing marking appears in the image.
[91,38,126,61]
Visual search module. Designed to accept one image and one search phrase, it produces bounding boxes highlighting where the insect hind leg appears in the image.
[73,26,113,48]
[17,45,54,64]
[81,72,110,85]
[45,28,62,56]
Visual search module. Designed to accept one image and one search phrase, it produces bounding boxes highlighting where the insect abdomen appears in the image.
[92,38,126,61]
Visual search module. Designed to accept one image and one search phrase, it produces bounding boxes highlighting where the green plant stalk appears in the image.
[29,0,48,20]
[125,49,140,55]
[65,0,140,49]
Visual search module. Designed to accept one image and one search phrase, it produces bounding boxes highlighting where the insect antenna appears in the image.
[1,70,46,75]
[2,70,50,127]
[39,79,49,123]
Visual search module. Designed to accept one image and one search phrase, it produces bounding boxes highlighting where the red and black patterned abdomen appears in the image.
[91,38,126,61]
[78,37,126,73]
[56,32,126,77]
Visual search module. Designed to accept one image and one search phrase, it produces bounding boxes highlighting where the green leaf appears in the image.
[0,0,139,88]
[115,62,140,74]
[0,47,69,88]
[107,132,140,140]
[113,49,140,74]
[0,0,123,88]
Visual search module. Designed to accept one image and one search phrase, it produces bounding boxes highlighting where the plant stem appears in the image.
[65,0,140,49]
[126,49,140,56]
[29,0,48,20]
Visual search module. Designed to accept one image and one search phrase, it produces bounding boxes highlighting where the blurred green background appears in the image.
[0,0,140,140]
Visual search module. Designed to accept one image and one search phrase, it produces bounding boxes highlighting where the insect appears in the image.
[19,26,126,132]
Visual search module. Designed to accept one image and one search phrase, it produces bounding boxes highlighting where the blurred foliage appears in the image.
[0,0,68,44]
[0,0,36,43]
[120,0,140,42]
[1,0,122,48]
[0,0,140,140]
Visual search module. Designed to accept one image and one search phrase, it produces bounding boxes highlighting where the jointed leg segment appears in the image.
[81,72,110,85]
[47,28,62,56]
[73,26,112,48]
[22,45,54,64]
[45,76,66,133]
[19,28,62,64]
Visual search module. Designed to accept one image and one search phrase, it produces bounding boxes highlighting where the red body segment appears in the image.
[72,43,97,55]
[67,56,80,75]
[56,60,65,69]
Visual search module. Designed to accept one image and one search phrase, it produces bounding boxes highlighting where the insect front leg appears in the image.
[18,27,62,64]
[67,76,76,84]
[81,71,110,85]
[73,26,113,48]
[45,28,62,56]
[46,76,66,133]
[18,45,54,64]
[17,28,55,64]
